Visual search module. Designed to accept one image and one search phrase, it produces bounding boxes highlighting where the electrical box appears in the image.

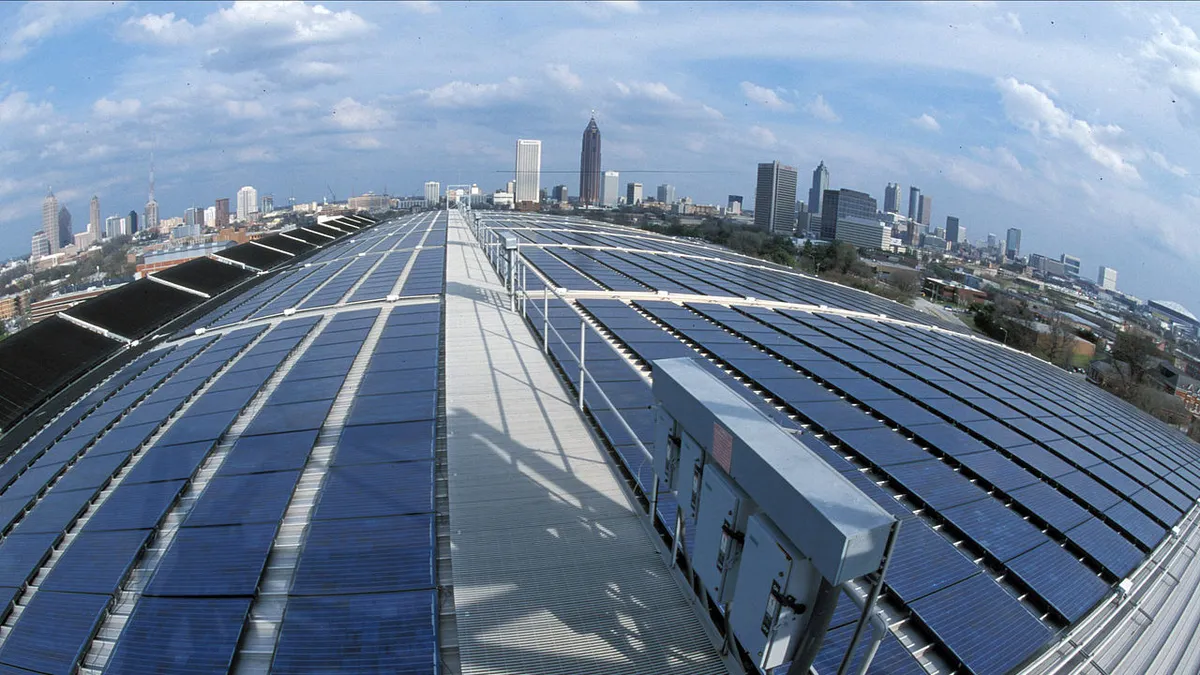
[653,408,679,489]
[692,467,753,604]
[678,432,705,522]
[729,513,820,672]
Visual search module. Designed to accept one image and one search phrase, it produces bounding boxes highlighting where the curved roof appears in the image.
[0,208,1194,674]
[1149,299,1198,323]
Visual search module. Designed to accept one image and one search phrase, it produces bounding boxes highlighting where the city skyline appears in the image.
[1,1,1197,304]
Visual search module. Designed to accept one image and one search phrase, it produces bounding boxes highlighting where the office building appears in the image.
[987,233,999,250]
[908,186,920,221]
[917,195,932,226]
[145,159,159,233]
[727,195,743,215]
[514,139,542,204]
[104,214,123,239]
[945,216,961,245]
[42,189,60,254]
[89,195,101,239]
[30,230,49,259]
[425,181,441,205]
[214,198,230,229]
[261,195,274,214]
[204,206,217,228]
[755,161,799,236]
[657,184,675,205]
[601,171,620,207]
[127,210,138,235]
[626,182,643,205]
[184,207,203,232]
[58,206,72,247]
[1005,227,1022,260]
[834,216,889,251]
[808,161,829,220]
[819,188,877,241]
[578,117,602,206]
[1098,266,1118,291]
[552,185,569,203]
[884,183,901,214]
[1061,254,1081,277]
[236,186,258,222]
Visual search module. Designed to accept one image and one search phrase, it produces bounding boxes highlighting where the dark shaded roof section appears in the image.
[0,317,121,429]
[254,234,313,256]
[282,228,333,246]
[152,258,253,296]
[64,279,204,339]
[216,243,294,271]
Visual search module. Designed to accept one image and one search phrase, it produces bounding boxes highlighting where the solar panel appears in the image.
[144,523,277,597]
[334,421,436,466]
[39,529,152,595]
[271,590,436,674]
[885,521,980,602]
[909,574,1052,674]
[8,488,94,535]
[812,622,924,675]
[104,596,252,675]
[85,480,187,531]
[0,590,110,675]
[291,514,434,595]
[218,430,320,476]
[831,427,931,467]
[241,400,335,436]
[344,392,436,427]
[184,470,300,526]
[312,461,434,520]
[122,440,217,484]
[883,460,985,511]
[941,497,1048,562]
[1066,518,1144,578]
[0,533,59,587]
[1007,542,1111,622]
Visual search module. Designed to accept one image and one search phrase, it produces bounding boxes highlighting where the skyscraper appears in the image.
[727,195,743,215]
[425,181,441,205]
[261,195,274,213]
[552,185,569,203]
[945,216,961,245]
[884,183,901,214]
[626,183,643,205]
[127,210,138,235]
[515,139,542,204]
[236,186,258,221]
[755,161,799,236]
[578,116,601,206]
[601,171,619,207]
[820,189,877,241]
[1005,227,1022,260]
[145,154,159,233]
[1061,254,1081,277]
[917,195,933,226]
[89,195,101,238]
[908,186,920,221]
[808,161,829,218]
[1097,266,1118,291]
[657,184,675,204]
[31,231,49,259]
[57,206,72,248]
[42,189,60,254]
[215,198,230,229]
[205,206,216,228]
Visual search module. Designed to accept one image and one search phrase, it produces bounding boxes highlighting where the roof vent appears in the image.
[284,308,297,316]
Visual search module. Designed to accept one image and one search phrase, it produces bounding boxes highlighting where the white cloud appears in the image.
[1149,150,1189,177]
[545,64,582,91]
[124,12,194,43]
[1,1,124,61]
[417,79,524,108]
[330,98,390,130]
[347,135,383,149]
[996,76,1139,180]
[0,91,54,125]
[804,94,839,122]
[93,98,142,119]
[1139,17,1200,109]
[747,125,777,148]
[224,100,268,119]
[740,81,792,111]
[402,1,440,14]
[973,145,1024,172]
[911,113,940,132]
[615,80,682,103]
[576,1,642,19]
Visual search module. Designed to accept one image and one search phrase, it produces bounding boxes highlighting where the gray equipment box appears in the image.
[692,467,755,604]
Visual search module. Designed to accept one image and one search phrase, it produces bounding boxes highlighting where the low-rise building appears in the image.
[834,215,889,251]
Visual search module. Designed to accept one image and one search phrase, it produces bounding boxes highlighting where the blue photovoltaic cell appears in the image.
[792,400,881,433]
[185,470,300,527]
[155,410,239,447]
[145,523,277,597]
[268,376,345,405]
[953,451,1039,492]
[312,461,433,520]
[84,423,158,457]
[271,590,436,674]
[883,460,984,511]
[241,400,335,436]
[357,369,439,397]
[910,574,1052,675]
[291,514,434,595]
[1057,471,1122,511]
[812,622,924,675]
[86,480,186,531]
[1008,482,1092,534]
[1007,542,1111,622]
[942,497,1048,562]
[344,392,436,427]
[105,597,253,675]
[9,488,94,535]
[122,440,217,484]
[1104,500,1166,549]
[1005,443,1077,479]
[0,533,59,587]
[0,590,110,675]
[40,529,152,595]
[833,427,930,467]
[838,469,915,522]
[218,430,319,476]
[47,451,130,493]
[334,421,436,466]
[885,521,980,602]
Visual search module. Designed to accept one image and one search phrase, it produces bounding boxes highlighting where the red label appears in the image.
[712,422,733,472]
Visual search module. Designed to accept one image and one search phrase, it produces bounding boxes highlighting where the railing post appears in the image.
[507,246,516,312]
[578,318,587,410]
[542,287,549,353]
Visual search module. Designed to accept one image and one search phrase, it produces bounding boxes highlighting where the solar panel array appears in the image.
[484,212,1200,674]
[0,210,448,673]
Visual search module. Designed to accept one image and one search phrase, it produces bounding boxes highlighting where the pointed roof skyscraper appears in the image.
[579,114,602,206]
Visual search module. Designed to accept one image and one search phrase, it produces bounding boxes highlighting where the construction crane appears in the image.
[326,184,337,204]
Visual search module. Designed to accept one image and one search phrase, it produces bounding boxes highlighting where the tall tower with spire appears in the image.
[144,152,159,233]
[42,188,60,254]
[89,195,101,238]
[578,113,602,206]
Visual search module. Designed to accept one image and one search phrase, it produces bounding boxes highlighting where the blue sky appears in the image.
[2,1,1199,307]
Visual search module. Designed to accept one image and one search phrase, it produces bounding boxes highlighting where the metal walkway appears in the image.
[443,210,727,675]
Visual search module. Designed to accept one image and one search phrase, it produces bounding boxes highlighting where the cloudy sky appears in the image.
[1,1,1199,306]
